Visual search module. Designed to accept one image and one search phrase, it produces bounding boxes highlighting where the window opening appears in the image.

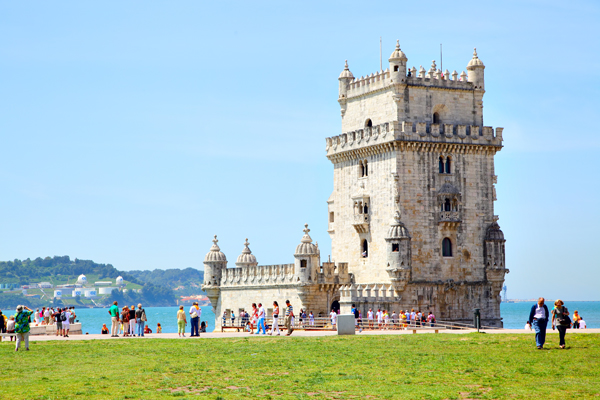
[362,240,368,258]
[365,119,373,128]
[363,203,368,214]
[392,243,399,252]
[445,157,451,174]
[444,198,451,212]
[433,112,440,124]
[360,161,365,177]
[364,160,368,176]
[442,238,452,257]
[329,212,334,223]
[439,156,444,173]
[300,260,307,268]
[394,65,399,72]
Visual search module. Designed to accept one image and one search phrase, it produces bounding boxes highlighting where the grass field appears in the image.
[1,333,598,399]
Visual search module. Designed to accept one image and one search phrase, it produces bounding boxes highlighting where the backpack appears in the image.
[354,309,359,318]
[61,312,67,322]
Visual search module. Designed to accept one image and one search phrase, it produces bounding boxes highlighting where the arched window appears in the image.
[445,157,451,174]
[433,112,440,124]
[362,240,368,257]
[363,203,369,214]
[444,198,451,212]
[442,238,452,257]
[452,199,458,212]
[439,156,444,173]
[300,260,307,268]
[365,119,373,128]
[359,161,365,177]
[364,160,368,176]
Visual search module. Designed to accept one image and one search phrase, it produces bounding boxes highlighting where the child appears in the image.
[525,321,532,330]
[156,323,162,333]
[7,316,15,342]
[579,319,587,329]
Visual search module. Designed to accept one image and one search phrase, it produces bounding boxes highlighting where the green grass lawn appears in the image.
[1,333,598,399]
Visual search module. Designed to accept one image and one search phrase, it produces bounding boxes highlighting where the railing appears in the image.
[220,316,494,332]
[439,211,460,222]
[353,214,369,224]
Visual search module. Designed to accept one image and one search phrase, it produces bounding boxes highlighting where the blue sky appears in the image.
[1,1,598,300]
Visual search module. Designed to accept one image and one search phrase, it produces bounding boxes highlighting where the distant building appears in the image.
[95,281,112,286]
[77,274,88,285]
[37,282,53,288]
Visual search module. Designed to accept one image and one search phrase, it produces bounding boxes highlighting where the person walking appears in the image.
[528,297,550,349]
[284,300,294,336]
[330,309,337,328]
[177,306,187,337]
[257,303,266,335]
[367,308,374,329]
[309,311,314,326]
[189,302,201,337]
[14,305,34,351]
[135,304,147,337]
[249,303,258,334]
[43,307,50,325]
[551,299,570,349]
[269,301,280,336]
[109,301,120,337]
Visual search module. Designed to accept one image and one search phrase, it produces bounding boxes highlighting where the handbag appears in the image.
[556,307,571,327]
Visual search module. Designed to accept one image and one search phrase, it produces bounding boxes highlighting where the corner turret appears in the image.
[385,211,412,292]
[236,238,258,268]
[389,40,408,82]
[294,224,320,283]
[466,48,485,90]
[201,235,227,312]
[338,60,354,99]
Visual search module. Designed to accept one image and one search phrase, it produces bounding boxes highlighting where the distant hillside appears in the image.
[127,268,204,296]
[0,256,140,285]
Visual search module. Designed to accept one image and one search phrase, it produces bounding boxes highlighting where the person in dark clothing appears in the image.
[128,306,137,336]
[551,299,570,349]
[528,297,550,349]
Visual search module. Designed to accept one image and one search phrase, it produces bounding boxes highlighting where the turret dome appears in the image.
[485,220,505,241]
[388,40,407,61]
[77,274,87,284]
[236,238,257,264]
[204,235,227,262]
[295,224,318,255]
[386,212,411,239]
[338,60,354,79]
[467,48,485,68]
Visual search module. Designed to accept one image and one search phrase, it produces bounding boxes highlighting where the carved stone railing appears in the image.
[352,214,370,233]
[220,264,295,287]
[439,211,460,222]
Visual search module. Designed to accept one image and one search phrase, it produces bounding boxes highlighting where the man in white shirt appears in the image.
[189,302,201,337]
[367,309,374,329]
[43,308,50,325]
[579,319,586,329]
[527,297,550,349]
[257,303,266,334]
[376,309,383,329]
[330,309,337,326]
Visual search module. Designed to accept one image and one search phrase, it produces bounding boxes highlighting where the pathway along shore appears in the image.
[19,328,600,342]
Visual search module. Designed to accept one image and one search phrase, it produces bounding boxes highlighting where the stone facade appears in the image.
[202,43,508,328]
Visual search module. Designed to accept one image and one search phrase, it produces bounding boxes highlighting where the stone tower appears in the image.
[328,44,508,326]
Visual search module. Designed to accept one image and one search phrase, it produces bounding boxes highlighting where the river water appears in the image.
[67,302,599,334]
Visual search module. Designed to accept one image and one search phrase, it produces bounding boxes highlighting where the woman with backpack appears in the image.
[551,299,570,349]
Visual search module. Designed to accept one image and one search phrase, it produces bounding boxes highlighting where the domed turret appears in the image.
[294,224,320,283]
[295,224,318,255]
[389,40,408,82]
[205,235,227,262]
[484,218,506,269]
[385,211,412,290]
[77,274,87,285]
[116,276,124,286]
[466,48,485,89]
[236,239,257,266]
[338,60,354,98]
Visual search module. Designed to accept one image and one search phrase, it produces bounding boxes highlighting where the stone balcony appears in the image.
[439,211,461,227]
[352,213,370,233]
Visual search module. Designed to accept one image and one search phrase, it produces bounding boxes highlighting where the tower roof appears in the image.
[295,224,318,255]
[467,48,485,68]
[485,220,505,241]
[236,238,257,264]
[388,40,407,61]
[339,60,354,79]
[204,235,227,262]
[438,182,461,195]
[386,211,411,239]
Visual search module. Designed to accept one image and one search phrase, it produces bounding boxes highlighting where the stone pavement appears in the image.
[19,328,600,342]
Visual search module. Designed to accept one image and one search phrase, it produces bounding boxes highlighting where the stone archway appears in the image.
[331,300,340,313]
